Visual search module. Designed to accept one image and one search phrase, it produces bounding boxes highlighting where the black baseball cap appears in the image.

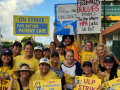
[13,41,22,47]
[43,48,51,52]
[104,55,115,62]
[83,61,92,67]
[58,42,65,47]
[51,52,59,58]
[1,49,12,55]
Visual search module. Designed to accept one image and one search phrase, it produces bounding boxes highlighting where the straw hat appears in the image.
[14,64,35,77]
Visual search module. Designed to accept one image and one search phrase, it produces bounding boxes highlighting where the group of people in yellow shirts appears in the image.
[0,24,120,90]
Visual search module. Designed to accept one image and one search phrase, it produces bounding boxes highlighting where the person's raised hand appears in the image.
[76,28,78,33]
[9,74,16,82]
[100,27,103,33]
[99,71,108,79]
[98,84,104,90]
[53,21,57,26]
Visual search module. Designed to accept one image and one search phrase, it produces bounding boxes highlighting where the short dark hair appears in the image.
[24,41,34,50]
[62,35,74,44]
[50,41,56,47]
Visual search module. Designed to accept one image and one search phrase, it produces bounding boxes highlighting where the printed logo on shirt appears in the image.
[75,77,82,84]
[64,71,74,84]
[85,54,92,61]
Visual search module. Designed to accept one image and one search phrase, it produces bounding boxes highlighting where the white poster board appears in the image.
[77,0,101,34]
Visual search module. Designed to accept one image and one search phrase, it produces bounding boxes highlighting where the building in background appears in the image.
[101,0,120,28]
[1,38,15,42]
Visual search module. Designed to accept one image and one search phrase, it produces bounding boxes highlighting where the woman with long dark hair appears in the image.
[100,55,119,83]
[0,49,16,88]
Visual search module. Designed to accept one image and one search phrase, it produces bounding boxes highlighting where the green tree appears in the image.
[21,37,31,43]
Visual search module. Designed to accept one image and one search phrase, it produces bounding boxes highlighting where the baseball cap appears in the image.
[1,49,12,55]
[39,57,50,65]
[43,48,51,52]
[58,42,65,47]
[34,46,43,51]
[104,55,114,62]
[83,61,92,67]
[13,41,22,47]
[51,51,59,58]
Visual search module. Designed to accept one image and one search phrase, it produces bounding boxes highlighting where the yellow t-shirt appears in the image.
[29,70,58,89]
[50,63,61,70]
[0,66,17,89]
[66,40,78,51]
[13,55,39,71]
[82,74,99,79]
[79,49,94,66]
[12,80,31,90]
[104,69,120,82]
[59,54,65,64]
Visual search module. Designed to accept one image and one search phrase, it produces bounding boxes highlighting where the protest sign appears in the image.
[50,67,64,79]
[102,77,120,90]
[33,79,61,90]
[0,80,10,90]
[55,3,77,35]
[77,0,101,34]
[74,76,101,90]
[13,15,50,36]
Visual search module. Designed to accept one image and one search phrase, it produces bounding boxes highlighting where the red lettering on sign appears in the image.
[79,21,88,26]
[84,79,95,85]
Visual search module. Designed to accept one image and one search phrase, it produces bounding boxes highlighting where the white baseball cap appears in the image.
[39,58,50,65]
[34,46,43,51]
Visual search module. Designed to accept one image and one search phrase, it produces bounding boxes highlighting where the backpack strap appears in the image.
[17,78,23,90]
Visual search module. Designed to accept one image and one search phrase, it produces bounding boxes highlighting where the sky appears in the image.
[0,0,76,45]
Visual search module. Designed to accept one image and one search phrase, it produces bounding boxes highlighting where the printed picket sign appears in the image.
[33,79,61,90]
[13,15,50,36]
[55,3,77,35]
[102,77,120,90]
[74,76,101,90]
[0,80,10,90]
[77,0,101,34]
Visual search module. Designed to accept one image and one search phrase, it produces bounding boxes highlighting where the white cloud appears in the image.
[0,0,44,40]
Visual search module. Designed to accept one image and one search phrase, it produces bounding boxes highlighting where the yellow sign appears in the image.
[74,76,101,90]
[13,15,50,36]
[102,77,120,90]
[0,80,10,90]
[33,79,61,90]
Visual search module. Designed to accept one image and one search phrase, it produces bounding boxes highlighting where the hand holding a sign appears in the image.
[0,75,9,81]
[100,71,108,83]
[98,84,104,90]
[53,21,57,26]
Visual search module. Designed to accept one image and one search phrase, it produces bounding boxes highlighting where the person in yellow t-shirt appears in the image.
[0,49,17,89]
[53,21,80,62]
[43,48,51,59]
[29,57,58,90]
[100,55,120,83]
[77,34,94,66]
[34,46,43,62]
[50,51,60,70]
[13,41,39,71]
[50,41,56,54]
[8,63,35,90]
[82,61,99,79]
[12,41,22,57]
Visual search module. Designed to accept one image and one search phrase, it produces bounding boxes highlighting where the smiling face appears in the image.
[1,54,11,64]
[64,37,72,45]
[104,61,114,70]
[65,51,74,64]
[96,46,105,57]
[50,43,56,52]
[83,65,92,74]
[34,49,43,60]
[13,45,22,54]
[20,70,29,78]
[39,63,50,73]
[43,50,51,57]
[51,55,59,64]
[58,46,65,54]
[85,42,92,52]
[24,45,33,56]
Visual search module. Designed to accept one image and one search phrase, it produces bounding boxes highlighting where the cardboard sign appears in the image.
[55,3,77,35]
[13,15,50,36]
[74,76,101,90]
[0,80,10,90]
[77,0,101,34]
[50,67,64,79]
[33,79,61,90]
[102,77,120,90]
